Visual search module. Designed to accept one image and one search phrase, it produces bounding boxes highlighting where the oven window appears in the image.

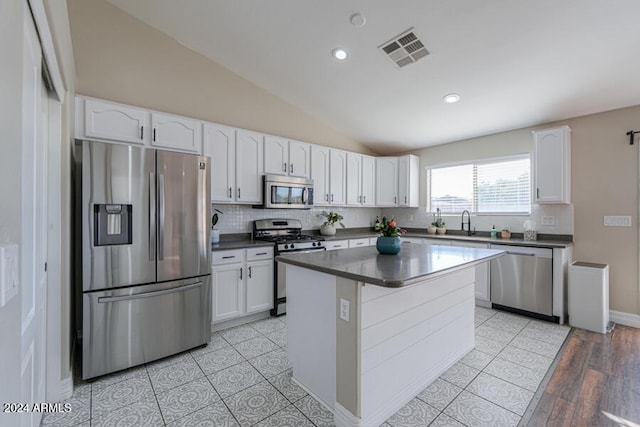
[290,187,304,204]
[271,186,290,204]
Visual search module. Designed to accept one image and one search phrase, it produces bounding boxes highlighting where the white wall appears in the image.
[0,0,26,424]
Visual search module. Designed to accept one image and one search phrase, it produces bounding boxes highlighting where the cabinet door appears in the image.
[84,98,148,145]
[264,135,288,176]
[376,157,399,206]
[288,140,311,178]
[345,153,362,206]
[203,123,235,202]
[398,155,419,207]
[236,130,264,204]
[246,260,274,314]
[151,112,201,153]
[212,264,244,322]
[329,149,347,205]
[325,240,348,251]
[348,238,370,248]
[534,126,571,204]
[311,145,330,206]
[361,155,376,206]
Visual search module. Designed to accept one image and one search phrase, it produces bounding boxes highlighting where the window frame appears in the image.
[426,153,532,216]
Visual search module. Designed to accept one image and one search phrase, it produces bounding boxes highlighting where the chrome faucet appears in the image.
[461,210,474,235]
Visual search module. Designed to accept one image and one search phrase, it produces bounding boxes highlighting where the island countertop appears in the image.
[276,244,505,287]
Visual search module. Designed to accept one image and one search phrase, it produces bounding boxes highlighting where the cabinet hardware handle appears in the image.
[331,194,334,202]
[256,252,268,255]
[240,267,243,280]
[363,195,366,203]
[140,126,144,140]
[283,162,287,172]
[335,245,342,248]
[248,266,252,278]
[325,194,329,201]
[228,187,232,198]
[290,163,293,173]
[405,196,407,204]
[536,188,540,198]
[394,196,397,204]
[222,256,235,259]
[237,188,241,199]
[153,128,156,142]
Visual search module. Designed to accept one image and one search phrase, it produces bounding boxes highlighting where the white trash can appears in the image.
[568,261,609,333]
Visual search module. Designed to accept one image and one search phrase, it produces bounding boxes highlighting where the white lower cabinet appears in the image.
[212,247,273,323]
[325,240,349,251]
[348,238,371,248]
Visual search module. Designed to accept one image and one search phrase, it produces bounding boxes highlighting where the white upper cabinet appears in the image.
[82,98,149,145]
[376,157,399,206]
[361,155,376,207]
[346,153,376,206]
[533,126,571,204]
[346,153,362,206]
[288,140,311,178]
[264,137,310,178]
[398,155,419,207]
[329,149,347,205]
[311,145,330,206]
[235,130,264,204]
[203,123,236,203]
[150,112,201,153]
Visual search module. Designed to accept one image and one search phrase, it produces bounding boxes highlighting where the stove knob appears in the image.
[312,242,317,246]
[284,244,289,250]
[290,243,295,249]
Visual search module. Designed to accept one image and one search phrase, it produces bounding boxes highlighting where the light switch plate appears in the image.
[541,216,555,226]
[0,244,19,307]
[604,216,632,227]
[340,298,350,322]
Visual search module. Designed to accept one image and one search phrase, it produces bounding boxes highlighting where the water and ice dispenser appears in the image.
[93,204,133,246]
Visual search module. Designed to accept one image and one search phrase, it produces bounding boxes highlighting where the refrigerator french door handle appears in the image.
[158,173,165,260]
[149,172,156,261]
[97,281,203,303]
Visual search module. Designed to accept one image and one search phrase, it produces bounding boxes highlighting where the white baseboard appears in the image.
[610,310,640,328]
[211,311,271,332]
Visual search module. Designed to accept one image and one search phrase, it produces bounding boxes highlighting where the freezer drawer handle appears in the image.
[97,281,203,304]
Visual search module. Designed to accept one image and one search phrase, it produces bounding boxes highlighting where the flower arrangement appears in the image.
[320,211,345,228]
[374,216,406,237]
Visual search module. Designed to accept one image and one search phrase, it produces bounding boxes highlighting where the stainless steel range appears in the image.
[253,219,326,316]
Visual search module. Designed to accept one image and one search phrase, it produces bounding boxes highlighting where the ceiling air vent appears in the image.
[379,28,429,68]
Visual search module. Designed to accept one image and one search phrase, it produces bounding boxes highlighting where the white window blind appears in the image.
[428,156,531,214]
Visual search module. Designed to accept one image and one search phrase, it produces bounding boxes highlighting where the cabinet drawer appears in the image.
[212,250,245,266]
[247,246,274,261]
[349,238,370,248]
[325,240,349,251]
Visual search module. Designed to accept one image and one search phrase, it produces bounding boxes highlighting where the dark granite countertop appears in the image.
[276,244,505,287]
[211,234,274,251]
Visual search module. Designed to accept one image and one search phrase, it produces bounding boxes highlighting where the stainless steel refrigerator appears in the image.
[76,140,211,379]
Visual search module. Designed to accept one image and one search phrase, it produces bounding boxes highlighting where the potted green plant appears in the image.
[432,209,446,235]
[374,216,406,255]
[320,211,345,236]
[211,208,223,244]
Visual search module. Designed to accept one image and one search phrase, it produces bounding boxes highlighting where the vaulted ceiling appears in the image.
[106,0,640,154]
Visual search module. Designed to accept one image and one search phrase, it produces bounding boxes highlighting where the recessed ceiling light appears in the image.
[332,48,348,60]
[443,93,461,104]
[350,13,366,28]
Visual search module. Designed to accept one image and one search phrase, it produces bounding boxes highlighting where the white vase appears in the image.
[436,227,447,235]
[211,229,221,244]
[320,223,336,236]
[427,226,437,235]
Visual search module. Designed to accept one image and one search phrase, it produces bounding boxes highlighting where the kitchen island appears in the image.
[276,243,504,427]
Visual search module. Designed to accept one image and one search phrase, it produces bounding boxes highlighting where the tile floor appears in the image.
[41,307,570,427]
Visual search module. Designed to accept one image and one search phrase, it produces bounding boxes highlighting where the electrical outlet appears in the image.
[541,216,555,226]
[0,245,19,307]
[340,298,350,322]
[604,216,632,227]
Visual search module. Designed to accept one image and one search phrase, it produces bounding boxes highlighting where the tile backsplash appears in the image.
[212,203,574,236]
[212,204,381,234]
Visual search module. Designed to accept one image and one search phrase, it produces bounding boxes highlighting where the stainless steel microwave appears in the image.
[259,175,314,209]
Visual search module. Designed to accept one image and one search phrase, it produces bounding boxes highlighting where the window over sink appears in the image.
[427,155,531,214]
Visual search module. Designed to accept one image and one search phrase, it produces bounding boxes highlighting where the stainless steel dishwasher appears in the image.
[490,245,553,317]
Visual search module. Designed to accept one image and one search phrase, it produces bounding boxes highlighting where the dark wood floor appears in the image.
[527,325,640,426]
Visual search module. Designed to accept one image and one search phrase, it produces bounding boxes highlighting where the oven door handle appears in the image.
[280,248,326,255]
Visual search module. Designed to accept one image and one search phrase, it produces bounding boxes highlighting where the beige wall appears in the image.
[66,0,375,155]
[402,105,640,316]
